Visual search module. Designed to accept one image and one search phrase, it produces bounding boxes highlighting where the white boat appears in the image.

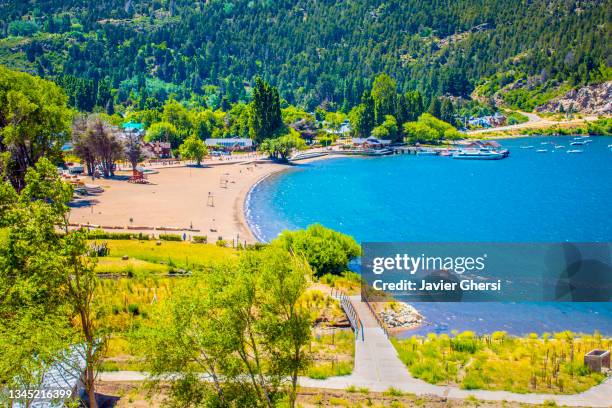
[452,148,505,160]
[554,145,565,149]
[520,146,534,149]
[536,149,547,153]
[570,141,586,146]
[417,149,439,156]
[567,149,583,154]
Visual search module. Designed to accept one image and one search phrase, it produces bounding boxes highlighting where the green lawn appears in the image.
[96,240,237,270]
[95,257,170,276]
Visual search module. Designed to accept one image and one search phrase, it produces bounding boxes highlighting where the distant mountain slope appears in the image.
[0,0,609,110]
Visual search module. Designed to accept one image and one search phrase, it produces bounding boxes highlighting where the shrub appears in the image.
[216,239,228,247]
[89,241,110,257]
[159,234,182,241]
[306,361,352,379]
[273,224,360,277]
[384,387,404,396]
[127,303,140,316]
[87,229,134,240]
[192,235,207,244]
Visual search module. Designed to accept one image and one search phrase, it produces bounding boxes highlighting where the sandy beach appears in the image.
[69,160,287,244]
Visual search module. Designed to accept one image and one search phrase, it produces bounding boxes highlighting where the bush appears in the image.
[273,224,360,277]
[216,239,228,247]
[137,232,150,240]
[127,303,140,316]
[87,229,134,240]
[192,235,207,244]
[159,234,182,241]
[89,241,110,257]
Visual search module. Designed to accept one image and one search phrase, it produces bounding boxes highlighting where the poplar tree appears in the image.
[249,78,282,144]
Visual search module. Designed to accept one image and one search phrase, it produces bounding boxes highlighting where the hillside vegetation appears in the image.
[0,0,609,111]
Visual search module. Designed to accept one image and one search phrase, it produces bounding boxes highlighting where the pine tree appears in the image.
[360,91,375,137]
[440,98,455,125]
[428,97,442,119]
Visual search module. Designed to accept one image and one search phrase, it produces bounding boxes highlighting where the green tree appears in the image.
[142,246,312,408]
[324,111,345,132]
[348,92,375,137]
[403,113,463,144]
[0,158,103,408]
[162,98,193,138]
[145,121,180,147]
[372,115,399,142]
[249,78,282,144]
[428,97,442,119]
[259,132,306,162]
[179,135,208,166]
[0,66,72,190]
[273,224,361,277]
[405,90,425,121]
[61,231,101,408]
[440,98,456,126]
[371,73,397,125]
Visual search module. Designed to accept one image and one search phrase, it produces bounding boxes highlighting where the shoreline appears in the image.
[69,160,286,244]
[68,153,343,245]
[240,153,346,243]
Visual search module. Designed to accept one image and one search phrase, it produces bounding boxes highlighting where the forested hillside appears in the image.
[0,0,609,111]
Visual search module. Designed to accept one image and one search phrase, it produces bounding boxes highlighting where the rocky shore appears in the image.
[378,302,423,329]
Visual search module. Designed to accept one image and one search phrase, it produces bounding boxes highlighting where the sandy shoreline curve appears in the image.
[69,154,341,244]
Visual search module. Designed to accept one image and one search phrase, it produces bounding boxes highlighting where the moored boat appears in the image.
[452,148,506,160]
[536,149,547,153]
[417,149,439,156]
[567,149,583,154]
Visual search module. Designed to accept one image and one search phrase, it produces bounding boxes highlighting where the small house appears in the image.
[122,121,145,136]
[205,138,254,152]
[143,141,172,158]
[463,140,501,149]
[352,137,391,149]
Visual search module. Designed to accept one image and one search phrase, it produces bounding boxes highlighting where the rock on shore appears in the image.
[379,302,423,329]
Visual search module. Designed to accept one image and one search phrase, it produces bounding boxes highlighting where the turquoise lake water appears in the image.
[246,136,612,335]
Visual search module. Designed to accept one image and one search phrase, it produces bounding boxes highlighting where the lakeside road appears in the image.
[467,112,600,136]
[69,160,287,244]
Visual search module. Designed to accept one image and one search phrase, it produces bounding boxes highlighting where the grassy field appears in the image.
[97,277,356,377]
[393,331,610,394]
[92,239,237,273]
[307,329,355,379]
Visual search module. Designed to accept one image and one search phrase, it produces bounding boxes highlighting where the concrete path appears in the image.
[99,295,612,406]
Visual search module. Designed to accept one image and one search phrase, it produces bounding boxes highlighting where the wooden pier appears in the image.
[393,146,420,154]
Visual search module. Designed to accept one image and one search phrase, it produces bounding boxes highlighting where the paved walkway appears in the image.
[100,295,612,406]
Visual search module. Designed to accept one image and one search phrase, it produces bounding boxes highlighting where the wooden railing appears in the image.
[330,288,364,341]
